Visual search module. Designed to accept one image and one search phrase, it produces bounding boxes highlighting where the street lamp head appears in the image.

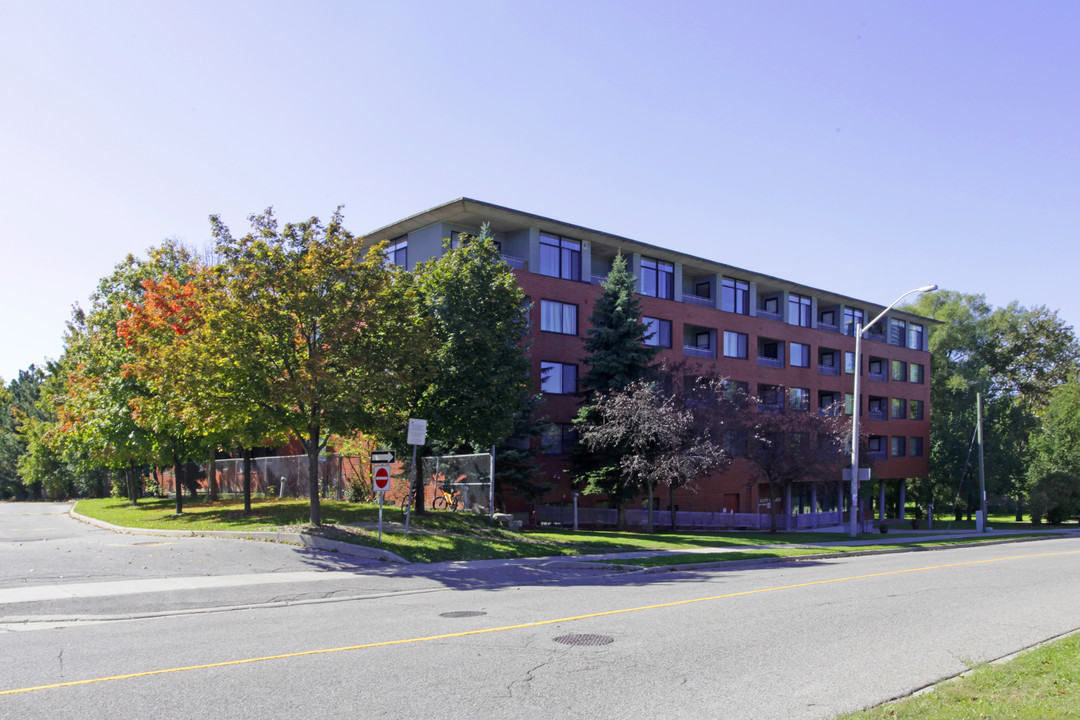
[918,284,938,293]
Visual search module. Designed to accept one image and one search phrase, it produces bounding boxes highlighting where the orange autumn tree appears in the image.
[117,263,219,514]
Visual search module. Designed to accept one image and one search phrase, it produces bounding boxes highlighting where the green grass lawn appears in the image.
[835,631,1080,719]
[72,497,1054,564]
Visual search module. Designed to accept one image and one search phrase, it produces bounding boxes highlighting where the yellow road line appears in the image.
[4,548,1078,696]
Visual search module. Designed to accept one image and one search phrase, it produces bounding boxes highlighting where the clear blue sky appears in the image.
[2,1,1077,382]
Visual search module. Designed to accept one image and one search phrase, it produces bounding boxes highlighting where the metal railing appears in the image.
[681,293,712,307]
[683,345,715,359]
[818,365,840,376]
[500,254,526,270]
[534,506,845,531]
[757,356,784,368]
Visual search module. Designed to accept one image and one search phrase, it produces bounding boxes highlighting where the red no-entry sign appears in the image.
[373,465,391,492]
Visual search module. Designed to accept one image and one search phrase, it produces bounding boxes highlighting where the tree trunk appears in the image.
[769,484,778,533]
[646,482,655,534]
[668,484,677,531]
[174,463,184,515]
[616,502,627,531]
[413,446,427,515]
[1015,493,1023,522]
[242,448,252,515]
[126,463,138,505]
[207,453,219,502]
[307,421,321,526]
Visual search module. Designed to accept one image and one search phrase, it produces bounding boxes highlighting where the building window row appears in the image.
[538,232,582,281]
[640,257,674,299]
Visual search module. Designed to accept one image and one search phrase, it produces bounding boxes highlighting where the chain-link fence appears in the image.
[419,453,492,512]
[160,454,363,501]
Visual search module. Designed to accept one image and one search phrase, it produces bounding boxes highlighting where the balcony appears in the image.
[757,402,783,414]
[757,356,783,369]
[590,273,606,285]
[868,409,887,421]
[817,321,839,333]
[756,309,782,322]
[501,254,526,270]
[682,293,712,307]
[867,449,887,460]
[817,365,840,376]
[684,345,716,359]
[868,370,887,382]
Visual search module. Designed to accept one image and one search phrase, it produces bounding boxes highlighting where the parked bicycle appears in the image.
[431,482,463,511]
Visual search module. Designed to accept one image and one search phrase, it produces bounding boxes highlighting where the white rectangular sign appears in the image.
[407,418,427,446]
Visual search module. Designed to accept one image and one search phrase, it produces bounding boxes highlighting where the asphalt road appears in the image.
[3,502,1080,719]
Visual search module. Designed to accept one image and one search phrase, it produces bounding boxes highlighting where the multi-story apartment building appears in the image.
[366,198,932,523]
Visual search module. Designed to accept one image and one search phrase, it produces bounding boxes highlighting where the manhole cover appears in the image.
[553,633,614,646]
[439,611,487,618]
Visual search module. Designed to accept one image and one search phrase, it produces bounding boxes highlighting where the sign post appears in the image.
[372,464,392,541]
[404,419,427,536]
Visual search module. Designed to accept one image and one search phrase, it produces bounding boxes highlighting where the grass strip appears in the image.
[835,631,1080,719]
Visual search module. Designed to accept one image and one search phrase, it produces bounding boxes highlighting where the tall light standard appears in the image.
[848,284,937,538]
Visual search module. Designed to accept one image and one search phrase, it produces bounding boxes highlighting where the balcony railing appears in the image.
[868,409,887,421]
[683,345,715,359]
[757,356,784,368]
[590,274,606,285]
[757,402,784,414]
[817,321,839,333]
[756,310,782,322]
[817,365,840,376]
[867,449,887,460]
[501,254,526,270]
[682,293,712,307]
[868,371,888,382]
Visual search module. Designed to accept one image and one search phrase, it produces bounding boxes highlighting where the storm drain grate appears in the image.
[439,611,487,618]
[553,633,614,646]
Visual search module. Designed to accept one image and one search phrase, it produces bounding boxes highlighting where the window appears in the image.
[695,281,712,299]
[723,330,748,359]
[845,393,855,415]
[640,257,674,299]
[820,310,836,326]
[540,300,577,335]
[758,384,783,412]
[891,360,907,382]
[909,437,925,457]
[789,387,810,412]
[845,351,856,374]
[540,362,577,395]
[868,435,885,454]
[844,307,864,336]
[541,423,576,455]
[909,363,925,384]
[788,293,811,327]
[762,296,780,315]
[888,318,906,346]
[819,391,840,416]
[790,342,810,367]
[891,398,907,419]
[908,323,925,350]
[721,278,749,314]
[868,357,886,379]
[868,396,887,418]
[724,430,748,457]
[449,230,469,249]
[723,379,750,399]
[642,316,672,347]
[910,400,924,420]
[891,436,906,457]
[538,233,581,281]
[385,237,407,267]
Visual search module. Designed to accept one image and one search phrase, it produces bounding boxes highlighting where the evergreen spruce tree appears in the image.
[571,253,660,528]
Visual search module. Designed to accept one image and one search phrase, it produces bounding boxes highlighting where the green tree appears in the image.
[1,366,47,498]
[903,291,1079,520]
[1027,380,1080,523]
[572,253,660,526]
[55,243,200,504]
[212,208,430,525]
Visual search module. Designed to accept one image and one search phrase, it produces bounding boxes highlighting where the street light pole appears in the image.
[848,283,937,538]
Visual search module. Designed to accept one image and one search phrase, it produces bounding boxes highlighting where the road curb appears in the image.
[68,507,411,564]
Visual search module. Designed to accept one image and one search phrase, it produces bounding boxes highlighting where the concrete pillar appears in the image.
[810,296,819,329]
[810,485,818,514]
[748,281,758,316]
[713,273,724,310]
[673,263,683,302]
[899,480,906,519]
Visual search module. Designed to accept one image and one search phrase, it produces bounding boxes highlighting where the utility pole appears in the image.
[977,392,987,532]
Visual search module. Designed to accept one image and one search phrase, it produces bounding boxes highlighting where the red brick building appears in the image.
[366,198,932,526]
